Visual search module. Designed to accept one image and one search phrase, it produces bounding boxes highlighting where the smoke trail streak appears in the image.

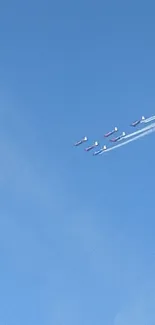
[100,127,155,154]
[142,116,155,124]
[122,122,155,141]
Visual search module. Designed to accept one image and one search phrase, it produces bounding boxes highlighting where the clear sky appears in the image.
[0,1,155,324]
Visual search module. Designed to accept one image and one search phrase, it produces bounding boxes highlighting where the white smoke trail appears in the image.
[142,115,155,124]
[100,126,155,154]
[122,122,155,141]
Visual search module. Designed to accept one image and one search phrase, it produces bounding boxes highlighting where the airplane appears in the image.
[110,132,126,142]
[130,116,145,127]
[93,145,107,155]
[74,136,88,146]
[85,141,99,151]
[104,127,118,137]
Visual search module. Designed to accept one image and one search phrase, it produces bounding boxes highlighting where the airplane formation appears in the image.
[74,115,155,155]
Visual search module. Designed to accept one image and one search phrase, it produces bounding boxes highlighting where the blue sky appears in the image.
[0,0,155,324]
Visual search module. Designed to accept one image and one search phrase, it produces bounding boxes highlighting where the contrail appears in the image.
[100,126,155,154]
[142,115,155,124]
[122,122,155,141]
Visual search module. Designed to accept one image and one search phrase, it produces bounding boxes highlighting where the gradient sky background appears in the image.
[0,1,155,324]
